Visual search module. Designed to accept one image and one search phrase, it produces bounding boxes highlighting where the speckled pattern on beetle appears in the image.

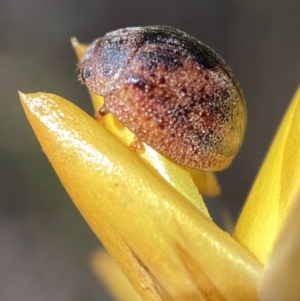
[78,26,247,171]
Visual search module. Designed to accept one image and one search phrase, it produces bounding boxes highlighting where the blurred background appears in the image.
[0,0,300,300]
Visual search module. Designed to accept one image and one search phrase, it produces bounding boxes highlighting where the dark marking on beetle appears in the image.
[142,29,182,46]
[137,48,183,72]
[159,76,166,84]
[127,74,147,90]
[100,37,132,76]
[141,26,218,69]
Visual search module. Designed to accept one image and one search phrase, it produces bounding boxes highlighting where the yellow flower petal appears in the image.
[71,37,89,61]
[258,193,300,301]
[20,92,262,301]
[234,86,300,263]
[185,167,220,197]
[91,250,142,301]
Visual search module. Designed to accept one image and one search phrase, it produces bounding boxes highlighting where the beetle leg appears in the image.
[95,105,109,123]
[129,137,145,152]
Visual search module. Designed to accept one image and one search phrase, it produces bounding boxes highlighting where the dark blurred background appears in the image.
[0,1,299,300]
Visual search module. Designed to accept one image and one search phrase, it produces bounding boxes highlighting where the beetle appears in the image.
[78,25,246,171]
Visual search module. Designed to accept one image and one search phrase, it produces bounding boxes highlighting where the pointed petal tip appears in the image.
[70,36,79,47]
[71,37,88,60]
[18,90,26,101]
[19,91,31,111]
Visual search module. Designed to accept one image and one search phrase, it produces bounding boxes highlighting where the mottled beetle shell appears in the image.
[78,26,246,171]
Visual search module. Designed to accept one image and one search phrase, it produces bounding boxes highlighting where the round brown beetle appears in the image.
[78,26,246,171]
